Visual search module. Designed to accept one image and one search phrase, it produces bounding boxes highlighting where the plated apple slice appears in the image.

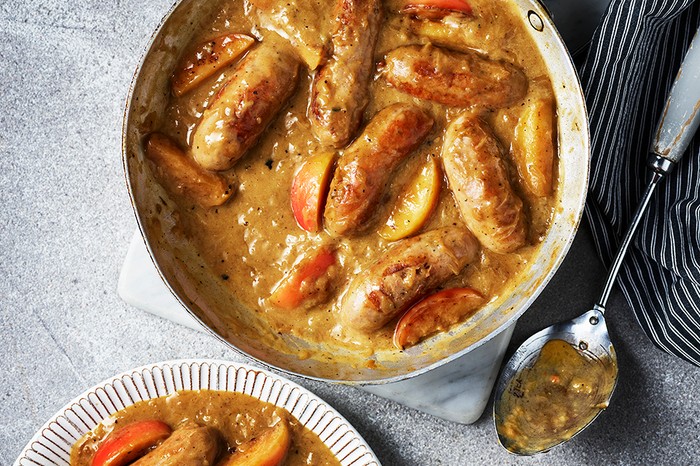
[92,420,171,466]
[219,420,291,466]
[269,247,338,310]
[402,0,473,19]
[171,33,255,97]
[379,156,441,242]
[394,287,484,349]
[290,151,335,233]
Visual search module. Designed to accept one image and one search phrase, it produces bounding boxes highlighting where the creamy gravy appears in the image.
[154,0,556,353]
[71,390,339,465]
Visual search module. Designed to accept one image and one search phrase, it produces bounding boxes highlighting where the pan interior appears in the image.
[123,0,589,383]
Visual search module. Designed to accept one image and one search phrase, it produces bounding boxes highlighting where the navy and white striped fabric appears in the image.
[580,0,700,365]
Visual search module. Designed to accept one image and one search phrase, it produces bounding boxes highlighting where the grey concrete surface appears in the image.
[1,1,699,465]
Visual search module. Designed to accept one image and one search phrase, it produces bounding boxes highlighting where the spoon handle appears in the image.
[652,26,700,165]
[594,25,700,311]
[594,170,662,312]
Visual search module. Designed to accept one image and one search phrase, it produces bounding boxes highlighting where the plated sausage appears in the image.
[309,0,383,147]
[340,227,480,332]
[132,423,220,466]
[191,42,300,171]
[383,44,527,109]
[324,103,434,236]
[442,113,528,253]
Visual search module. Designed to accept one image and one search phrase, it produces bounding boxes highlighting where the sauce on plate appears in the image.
[70,389,339,465]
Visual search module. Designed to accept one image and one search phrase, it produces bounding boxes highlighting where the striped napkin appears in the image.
[580,0,700,365]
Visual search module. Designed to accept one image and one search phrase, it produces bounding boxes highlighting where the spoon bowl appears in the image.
[493,309,618,455]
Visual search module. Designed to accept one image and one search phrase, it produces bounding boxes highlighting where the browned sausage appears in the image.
[340,227,480,332]
[324,103,434,236]
[442,113,527,253]
[309,0,383,147]
[191,42,300,171]
[145,133,234,207]
[132,423,221,466]
[383,44,527,109]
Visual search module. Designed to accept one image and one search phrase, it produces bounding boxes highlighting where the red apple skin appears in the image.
[402,0,473,18]
[91,420,172,466]
[269,247,337,310]
[290,152,335,232]
[394,287,484,349]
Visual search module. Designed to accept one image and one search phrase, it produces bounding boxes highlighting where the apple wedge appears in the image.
[269,247,337,310]
[394,287,484,349]
[402,0,473,19]
[379,156,441,242]
[219,420,291,466]
[172,33,255,97]
[291,151,335,233]
[513,97,556,197]
[408,14,481,54]
[248,0,332,70]
[145,133,234,207]
[92,420,171,466]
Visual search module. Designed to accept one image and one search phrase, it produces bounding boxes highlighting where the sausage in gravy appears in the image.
[383,44,527,109]
[442,113,528,253]
[340,227,480,332]
[192,43,300,171]
[309,0,383,147]
[324,103,434,236]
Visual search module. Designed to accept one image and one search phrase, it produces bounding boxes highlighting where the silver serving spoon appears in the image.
[493,25,700,456]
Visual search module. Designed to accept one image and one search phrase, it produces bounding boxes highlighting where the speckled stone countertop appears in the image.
[1,1,699,465]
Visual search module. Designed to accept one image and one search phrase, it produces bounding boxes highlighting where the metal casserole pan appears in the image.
[122,0,590,384]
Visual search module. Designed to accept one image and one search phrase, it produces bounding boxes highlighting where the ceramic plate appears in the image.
[15,360,380,466]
